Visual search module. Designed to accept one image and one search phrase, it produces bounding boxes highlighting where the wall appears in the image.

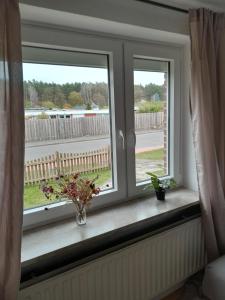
[181,43,198,191]
[19,0,189,36]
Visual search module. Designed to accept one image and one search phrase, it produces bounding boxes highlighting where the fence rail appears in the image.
[24,147,111,185]
[25,112,164,143]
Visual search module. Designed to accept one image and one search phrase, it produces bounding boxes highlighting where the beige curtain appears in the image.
[0,0,24,299]
[189,8,225,261]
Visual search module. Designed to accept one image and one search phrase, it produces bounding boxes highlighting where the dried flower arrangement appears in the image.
[40,173,100,225]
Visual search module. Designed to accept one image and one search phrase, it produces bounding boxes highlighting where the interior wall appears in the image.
[19,0,189,36]
[181,43,198,191]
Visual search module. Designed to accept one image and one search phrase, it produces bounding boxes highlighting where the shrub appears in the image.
[137,101,164,113]
[37,112,49,119]
[41,101,57,109]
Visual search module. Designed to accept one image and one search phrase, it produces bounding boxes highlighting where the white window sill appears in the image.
[21,188,199,275]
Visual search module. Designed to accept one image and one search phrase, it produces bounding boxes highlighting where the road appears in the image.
[25,130,163,161]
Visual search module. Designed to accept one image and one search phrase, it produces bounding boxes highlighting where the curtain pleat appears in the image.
[189,8,225,261]
[0,0,24,299]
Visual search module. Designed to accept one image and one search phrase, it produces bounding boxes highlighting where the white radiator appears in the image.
[19,218,205,300]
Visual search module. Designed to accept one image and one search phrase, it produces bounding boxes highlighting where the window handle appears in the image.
[119,130,125,150]
[127,130,136,148]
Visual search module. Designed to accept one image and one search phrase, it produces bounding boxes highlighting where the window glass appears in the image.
[133,58,169,183]
[23,47,113,209]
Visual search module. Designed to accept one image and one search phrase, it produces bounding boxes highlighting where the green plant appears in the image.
[138,101,164,113]
[37,112,49,119]
[146,172,176,191]
[41,101,57,109]
[86,103,92,110]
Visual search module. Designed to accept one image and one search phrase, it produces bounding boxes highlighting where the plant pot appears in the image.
[155,190,165,201]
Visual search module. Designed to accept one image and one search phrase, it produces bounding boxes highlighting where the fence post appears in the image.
[56,151,61,176]
[108,146,111,169]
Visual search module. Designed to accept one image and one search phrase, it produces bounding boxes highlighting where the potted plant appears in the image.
[146,172,176,201]
[40,173,100,225]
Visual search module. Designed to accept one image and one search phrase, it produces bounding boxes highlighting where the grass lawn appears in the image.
[136,148,164,160]
[24,169,112,209]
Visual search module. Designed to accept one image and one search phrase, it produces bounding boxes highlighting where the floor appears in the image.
[163,274,205,300]
[164,286,200,300]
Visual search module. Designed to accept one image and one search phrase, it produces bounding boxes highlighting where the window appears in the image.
[23,48,114,210]
[124,42,180,197]
[22,26,181,229]
[133,58,169,183]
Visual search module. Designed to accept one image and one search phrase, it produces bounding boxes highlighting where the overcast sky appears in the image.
[23,63,165,86]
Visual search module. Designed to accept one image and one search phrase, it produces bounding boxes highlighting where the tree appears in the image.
[81,83,94,104]
[86,103,92,110]
[28,85,39,107]
[42,101,57,109]
[42,86,55,103]
[92,82,108,107]
[24,99,32,108]
[63,103,72,109]
[68,91,83,107]
[62,82,81,98]
[144,84,164,100]
[134,84,145,103]
[93,93,106,108]
[52,86,65,108]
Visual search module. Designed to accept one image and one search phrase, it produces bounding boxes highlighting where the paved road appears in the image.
[25,131,163,161]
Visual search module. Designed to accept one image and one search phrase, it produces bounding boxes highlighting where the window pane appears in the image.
[23,47,113,210]
[133,58,169,183]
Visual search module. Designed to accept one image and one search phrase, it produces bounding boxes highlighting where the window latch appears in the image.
[119,130,125,150]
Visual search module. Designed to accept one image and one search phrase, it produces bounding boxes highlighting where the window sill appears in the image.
[21,188,200,287]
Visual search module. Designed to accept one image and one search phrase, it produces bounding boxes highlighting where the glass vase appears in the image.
[75,206,86,225]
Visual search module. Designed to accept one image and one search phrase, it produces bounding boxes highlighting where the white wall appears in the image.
[20,0,189,36]
[181,44,198,191]
[19,1,198,191]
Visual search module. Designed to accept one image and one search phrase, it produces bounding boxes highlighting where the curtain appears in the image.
[0,0,24,299]
[189,8,225,261]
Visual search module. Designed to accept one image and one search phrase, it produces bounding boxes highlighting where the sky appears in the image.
[22,63,165,86]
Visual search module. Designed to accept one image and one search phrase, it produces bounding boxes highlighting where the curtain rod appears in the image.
[136,0,189,14]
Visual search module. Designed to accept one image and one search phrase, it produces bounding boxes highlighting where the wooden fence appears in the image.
[25,112,164,143]
[24,147,111,185]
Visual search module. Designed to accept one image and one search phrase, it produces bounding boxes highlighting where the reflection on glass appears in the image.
[133,58,169,183]
[23,48,113,209]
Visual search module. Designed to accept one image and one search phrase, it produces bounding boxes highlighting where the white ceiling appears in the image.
[152,0,225,12]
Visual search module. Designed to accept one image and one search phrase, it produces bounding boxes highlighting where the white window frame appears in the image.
[22,24,182,230]
[124,41,182,198]
[22,24,127,230]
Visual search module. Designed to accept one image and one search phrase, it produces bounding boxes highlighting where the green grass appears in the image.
[24,149,165,209]
[24,169,112,210]
[136,148,164,160]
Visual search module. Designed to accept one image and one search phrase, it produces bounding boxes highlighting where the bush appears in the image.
[37,112,49,119]
[137,101,164,113]
[86,103,92,110]
[41,101,57,109]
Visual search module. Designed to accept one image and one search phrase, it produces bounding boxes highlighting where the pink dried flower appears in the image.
[40,173,101,210]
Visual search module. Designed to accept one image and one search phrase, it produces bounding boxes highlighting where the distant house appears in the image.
[73,104,86,110]
[151,93,160,101]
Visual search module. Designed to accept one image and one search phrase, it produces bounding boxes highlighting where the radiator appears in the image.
[19,218,205,300]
